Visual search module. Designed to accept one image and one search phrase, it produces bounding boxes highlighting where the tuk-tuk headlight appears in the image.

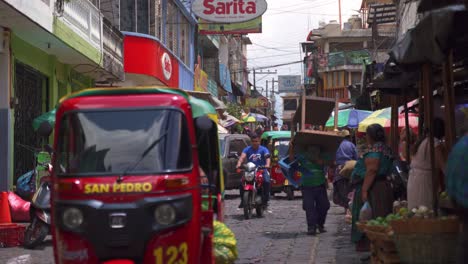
[245,171,255,182]
[62,207,84,229]
[154,204,176,226]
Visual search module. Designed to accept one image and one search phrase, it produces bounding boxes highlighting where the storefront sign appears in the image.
[192,0,267,23]
[198,17,262,34]
[245,97,268,108]
[123,34,179,87]
[278,75,301,93]
[161,52,172,80]
[194,69,209,92]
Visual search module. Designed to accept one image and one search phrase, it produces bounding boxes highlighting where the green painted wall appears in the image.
[9,34,93,183]
[53,18,102,66]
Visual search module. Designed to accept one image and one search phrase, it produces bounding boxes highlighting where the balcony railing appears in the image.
[62,0,102,49]
[57,0,124,80]
[322,87,350,102]
[102,18,124,80]
[318,50,370,72]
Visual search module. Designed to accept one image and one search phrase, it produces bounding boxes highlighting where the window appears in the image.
[56,109,192,175]
[333,71,339,87]
[283,99,298,111]
[137,0,149,34]
[180,15,190,66]
[166,0,177,54]
[120,0,135,32]
[120,0,149,33]
[351,72,361,84]
[228,139,247,156]
[150,0,163,40]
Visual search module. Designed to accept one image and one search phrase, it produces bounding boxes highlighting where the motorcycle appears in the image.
[23,121,53,249]
[241,162,266,219]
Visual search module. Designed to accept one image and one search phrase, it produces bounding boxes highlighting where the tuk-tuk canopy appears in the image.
[261,131,291,141]
[60,87,216,118]
[33,87,217,131]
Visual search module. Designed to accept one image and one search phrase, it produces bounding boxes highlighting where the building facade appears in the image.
[304,17,372,103]
[99,0,197,90]
[0,0,124,191]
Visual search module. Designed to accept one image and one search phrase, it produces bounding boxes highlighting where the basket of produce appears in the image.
[356,221,367,232]
[390,206,460,264]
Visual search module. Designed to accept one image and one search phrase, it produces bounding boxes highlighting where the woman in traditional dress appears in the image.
[350,124,394,252]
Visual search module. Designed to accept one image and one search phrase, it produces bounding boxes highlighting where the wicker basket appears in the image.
[0,224,25,248]
[390,218,460,234]
[390,218,460,264]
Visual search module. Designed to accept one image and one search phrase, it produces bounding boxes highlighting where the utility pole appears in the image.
[252,69,276,91]
[338,0,342,29]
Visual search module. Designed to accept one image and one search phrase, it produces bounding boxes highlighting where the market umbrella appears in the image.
[32,109,56,131]
[242,115,257,123]
[358,107,419,133]
[325,109,373,129]
[242,113,268,122]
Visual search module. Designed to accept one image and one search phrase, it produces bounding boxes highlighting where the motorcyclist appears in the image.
[236,133,271,208]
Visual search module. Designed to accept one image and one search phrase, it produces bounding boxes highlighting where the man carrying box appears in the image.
[288,141,331,236]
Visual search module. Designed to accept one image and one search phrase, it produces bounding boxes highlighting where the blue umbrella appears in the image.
[325,109,372,129]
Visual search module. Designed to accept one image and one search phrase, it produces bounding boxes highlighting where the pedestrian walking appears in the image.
[288,141,331,236]
[333,129,358,212]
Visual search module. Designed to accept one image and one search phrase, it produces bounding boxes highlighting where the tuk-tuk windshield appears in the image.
[274,139,290,159]
[56,109,192,175]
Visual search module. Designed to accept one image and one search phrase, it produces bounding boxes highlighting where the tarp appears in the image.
[261,131,291,140]
[390,6,468,65]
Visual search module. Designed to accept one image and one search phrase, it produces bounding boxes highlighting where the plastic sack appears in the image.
[359,202,372,221]
[15,170,36,200]
[213,221,238,264]
[7,192,30,222]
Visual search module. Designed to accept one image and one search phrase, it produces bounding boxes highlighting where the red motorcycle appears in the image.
[241,162,265,219]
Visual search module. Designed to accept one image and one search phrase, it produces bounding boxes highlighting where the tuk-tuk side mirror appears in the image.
[37,121,53,138]
[196,116,213,131]
[228,152,239,159]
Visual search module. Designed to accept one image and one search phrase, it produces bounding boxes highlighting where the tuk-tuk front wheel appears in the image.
[285,186,294,200]
[243,192,253,219]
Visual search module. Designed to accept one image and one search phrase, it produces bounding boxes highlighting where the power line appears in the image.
[248,52,301,60]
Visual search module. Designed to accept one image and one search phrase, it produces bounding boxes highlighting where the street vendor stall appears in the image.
[357,4,468,263]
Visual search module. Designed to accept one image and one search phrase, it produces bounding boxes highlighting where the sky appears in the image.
[246,0,363,122]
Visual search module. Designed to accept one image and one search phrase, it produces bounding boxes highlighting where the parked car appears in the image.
[219,133,251,190]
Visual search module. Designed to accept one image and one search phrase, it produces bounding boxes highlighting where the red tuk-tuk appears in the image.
[50,88,226,264]
[260,131,299,200]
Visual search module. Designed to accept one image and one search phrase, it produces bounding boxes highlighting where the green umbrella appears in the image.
[32,109,56,131]
[325,109,372,129]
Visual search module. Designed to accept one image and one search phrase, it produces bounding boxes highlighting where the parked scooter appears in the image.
[241,162,266,219]
[23,122,54,249]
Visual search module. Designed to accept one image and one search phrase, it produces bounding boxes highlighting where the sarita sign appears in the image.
[192,0,267,23]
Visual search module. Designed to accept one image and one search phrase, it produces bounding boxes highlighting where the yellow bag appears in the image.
[213,221,238,264]
[339,160,357,179]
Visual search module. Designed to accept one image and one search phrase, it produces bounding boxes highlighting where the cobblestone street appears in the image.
[224,190,366,264]
[0,189,365,264]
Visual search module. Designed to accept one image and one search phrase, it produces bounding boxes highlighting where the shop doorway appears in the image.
[13,62,49,183]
